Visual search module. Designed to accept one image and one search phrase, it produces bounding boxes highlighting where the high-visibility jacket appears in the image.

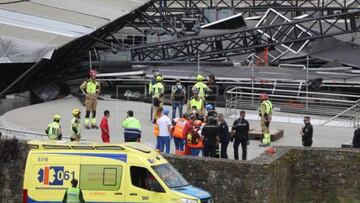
[148,79,156,94]
[193,82,208,98]
[260,100,273,117]
[66,188,80,203]
[122,117,142,139]
[71,117,81,136]
[152,82,164,98]
[189,98,204,110]
[47,122,60,140]
[172,118,188,139]
[83,79,100,95]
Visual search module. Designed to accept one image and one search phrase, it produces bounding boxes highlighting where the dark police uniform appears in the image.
[219,120,230,159]
[232,118,249,160]
[302,123,313,147]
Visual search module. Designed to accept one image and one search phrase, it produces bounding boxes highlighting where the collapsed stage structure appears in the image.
[1,0,360,125]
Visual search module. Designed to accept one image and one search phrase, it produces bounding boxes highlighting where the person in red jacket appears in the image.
[183,114,197,155]
[100,110,110,143]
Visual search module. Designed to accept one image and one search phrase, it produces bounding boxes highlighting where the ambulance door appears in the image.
[79,157,125,202]
[29,153,80,202]
[126,165,164,203]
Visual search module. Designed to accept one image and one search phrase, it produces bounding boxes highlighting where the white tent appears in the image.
[0,0,150,63]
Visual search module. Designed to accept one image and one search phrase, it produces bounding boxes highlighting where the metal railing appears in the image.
[0,127,82,141]
[225,86,360,127]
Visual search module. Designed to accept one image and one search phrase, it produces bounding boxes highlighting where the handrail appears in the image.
[225,85,360,127]
[321,100,360,126]
[0,127,83,141]
[229,92,356,104]
[226,86,360,99]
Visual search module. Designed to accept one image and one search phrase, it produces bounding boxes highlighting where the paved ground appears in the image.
[0,96,355,160]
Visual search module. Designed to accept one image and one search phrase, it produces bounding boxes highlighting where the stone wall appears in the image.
[1,138,360,203]
[165,147,360,203]
[290,148,360,203]
[0,138,29,203]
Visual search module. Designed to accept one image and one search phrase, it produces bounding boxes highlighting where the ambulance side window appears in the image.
[130,166,164,193]
[80,165,122,190]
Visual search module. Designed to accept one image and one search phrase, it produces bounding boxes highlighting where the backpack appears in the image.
[187,127,200,144]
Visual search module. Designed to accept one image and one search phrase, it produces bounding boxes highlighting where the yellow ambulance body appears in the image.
[23,141,212,203]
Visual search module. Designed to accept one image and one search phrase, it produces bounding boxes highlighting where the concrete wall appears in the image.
[1,138,360,203]
[0,92,31,115]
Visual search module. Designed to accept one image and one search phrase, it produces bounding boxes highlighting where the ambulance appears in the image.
[23,141,213,203]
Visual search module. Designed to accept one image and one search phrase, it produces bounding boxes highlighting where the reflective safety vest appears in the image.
[172,118,187,139]
[86,79,100,94]
[153,124,159,137]
[194,82,208,98]
[260,100,273,117]
[189,98,204,110]
[66,188,80,203]
[71,117,81,135]
[152,82,164,98]
[47,122,60,140]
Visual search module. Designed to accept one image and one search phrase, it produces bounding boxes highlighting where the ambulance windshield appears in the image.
[152,163,189,188]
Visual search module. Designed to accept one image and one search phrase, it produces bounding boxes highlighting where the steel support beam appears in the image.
[129,10,360,61]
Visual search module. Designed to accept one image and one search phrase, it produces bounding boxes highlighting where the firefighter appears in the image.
[80,69,100,129]
[152,75,165,121]
[71,108,81,142]
[46,114,62,140]
[192,74,211,101]
[259,93,273,147]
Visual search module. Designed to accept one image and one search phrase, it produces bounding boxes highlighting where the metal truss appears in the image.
[129,10,360,61]
[145,0,360,24]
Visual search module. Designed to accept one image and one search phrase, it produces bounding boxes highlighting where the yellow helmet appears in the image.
[156,75,163,82]
[196,74,205,81]
[72,108,81,116]
[53,114,61,120]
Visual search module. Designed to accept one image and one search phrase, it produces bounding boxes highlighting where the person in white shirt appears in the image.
[156,109,172,153]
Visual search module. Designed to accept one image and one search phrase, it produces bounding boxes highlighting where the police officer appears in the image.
[231,111,250,160]
[80,69,100,129]
[205,104,217,123]
[218,113,230,159]
[192,74,211,101]
[46,114,62,140]
[353,128,360,148]
[62,179,85,203]
[202,117,220,158]
[259,93,272,147]
[122,110,142,142]
[301,116,313,147]
[152,75,165,121]
[71,108,81,142]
